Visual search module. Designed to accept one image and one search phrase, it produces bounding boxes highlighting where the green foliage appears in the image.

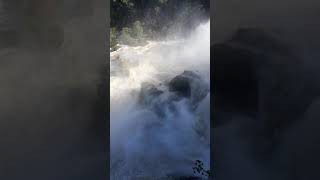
[111,0,209,30]
[131,21,145,39]
[110,0,210,47]
[119,27,134,45]
[110,27,118,49]
[110,20,148,49]
[111,0,136,28]
[117,21,147,46]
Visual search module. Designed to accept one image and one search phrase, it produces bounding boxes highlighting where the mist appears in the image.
[110,20,210,179]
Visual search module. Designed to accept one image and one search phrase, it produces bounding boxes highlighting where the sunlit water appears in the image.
[110,21,210,179]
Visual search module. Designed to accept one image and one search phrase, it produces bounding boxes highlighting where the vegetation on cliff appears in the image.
[110,0,210,49]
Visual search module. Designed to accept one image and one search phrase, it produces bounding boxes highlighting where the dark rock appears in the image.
[169,70,209,106]
[169,74,191,97]
[137,71,209,118]
[138,82,170,117]
[139,82,163,104]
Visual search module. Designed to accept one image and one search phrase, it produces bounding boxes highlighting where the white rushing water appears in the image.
[110,20,210,179]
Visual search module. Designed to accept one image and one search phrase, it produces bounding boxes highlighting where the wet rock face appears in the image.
[169,74,192,97]
[139,82,163,105]
[169,70,209,105]
[138,70,209,117]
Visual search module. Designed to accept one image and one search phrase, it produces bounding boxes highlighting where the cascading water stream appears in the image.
[110,20,210,179]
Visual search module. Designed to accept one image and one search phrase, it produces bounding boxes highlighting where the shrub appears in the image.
[110,27,118,49]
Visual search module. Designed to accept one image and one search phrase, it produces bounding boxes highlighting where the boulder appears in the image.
[137,71,209,117]
[138,82,163,105]
[169,70,209,106]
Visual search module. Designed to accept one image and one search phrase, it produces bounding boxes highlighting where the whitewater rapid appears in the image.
[110,21,210,179]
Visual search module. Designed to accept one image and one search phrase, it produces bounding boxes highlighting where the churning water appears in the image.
[110,21,210,179]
